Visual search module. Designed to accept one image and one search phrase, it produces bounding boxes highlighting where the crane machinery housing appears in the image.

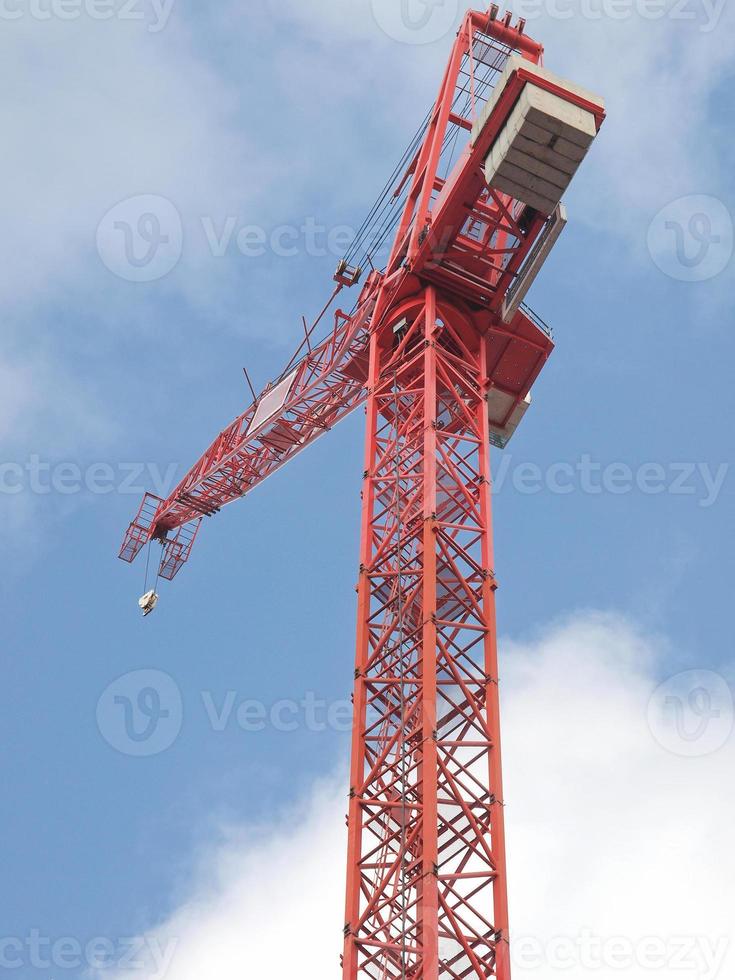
[120,7,605,979]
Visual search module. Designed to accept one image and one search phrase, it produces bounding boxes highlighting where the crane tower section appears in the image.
[119,8,604,980]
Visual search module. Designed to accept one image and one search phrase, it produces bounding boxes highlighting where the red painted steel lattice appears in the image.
[119,8,605,978]
[343,289,510,980]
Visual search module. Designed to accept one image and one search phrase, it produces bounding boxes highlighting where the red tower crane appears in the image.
[120,8,604,977]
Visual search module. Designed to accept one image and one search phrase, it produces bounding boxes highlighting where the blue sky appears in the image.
[1,2,734,978]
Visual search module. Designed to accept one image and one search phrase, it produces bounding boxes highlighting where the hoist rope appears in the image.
[343,41,510,279]
[143,540,152,595]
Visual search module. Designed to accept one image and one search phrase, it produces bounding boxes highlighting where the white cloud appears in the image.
[93,773,348,980]
[94,611,735,980]
[0,9,287,321]
[0,9,266,546]
[502,611,734,978]
[0,346,115,551]
[1,0,729,338]
[531,0,734,249]
[2,1,731,320]
[0,350,111,450]
[0,4,730,556]
[300,0,735,242]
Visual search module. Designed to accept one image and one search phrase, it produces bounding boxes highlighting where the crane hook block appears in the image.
[334,260,363,288]
[138,590,159,617]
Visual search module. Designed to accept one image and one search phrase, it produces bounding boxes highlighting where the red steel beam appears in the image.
[119,279,381,578]
[343,288,510,979]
